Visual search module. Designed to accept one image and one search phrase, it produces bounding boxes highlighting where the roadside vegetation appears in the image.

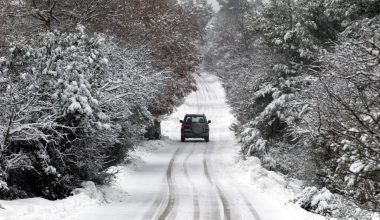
[204,0,379,218]
[0,0,213,200]
[1,0,378,219]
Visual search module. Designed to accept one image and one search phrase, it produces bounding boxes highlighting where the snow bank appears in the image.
[236,155,302,202]
[0,139,167,220]
[0,187,99,220]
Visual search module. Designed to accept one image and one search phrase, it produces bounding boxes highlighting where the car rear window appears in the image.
[185,116,206,123]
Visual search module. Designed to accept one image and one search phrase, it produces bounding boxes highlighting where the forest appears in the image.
[0,0,379,219]
[0,0,212,199]
[205,0,379,218]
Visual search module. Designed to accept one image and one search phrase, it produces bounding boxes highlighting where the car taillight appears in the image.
[204,124,209,129]
[181,124,188,129]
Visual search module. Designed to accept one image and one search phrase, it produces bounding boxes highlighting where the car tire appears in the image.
[181,136,185,142]
[205,136,209,142]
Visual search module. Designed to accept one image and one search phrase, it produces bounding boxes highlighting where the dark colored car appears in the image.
[180,114,211,142]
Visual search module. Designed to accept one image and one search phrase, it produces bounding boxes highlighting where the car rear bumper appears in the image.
[181,131,209,138]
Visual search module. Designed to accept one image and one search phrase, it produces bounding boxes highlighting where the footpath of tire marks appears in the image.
[203,145,231,220]
[199,73,218,101]
[200,73,261,220]
[141,147,181,220]
[183,147,200,220]
[238,191,261,220]
[198,73,230,219]
[205,141,262,220]
[194,74,214,115]
[194,74,206,114]
[144,73,221,220]
[210,140,262,218]
[212,137,262,220]
[216,156,262,220]
[193,73,223,219]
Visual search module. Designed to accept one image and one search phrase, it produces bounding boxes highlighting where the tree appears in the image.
[0,26,118,199]
[0,0,206,200]
[298,16,380,211]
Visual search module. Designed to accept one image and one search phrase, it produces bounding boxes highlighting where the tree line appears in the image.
[0,0,213,199]
[205,0,379,217]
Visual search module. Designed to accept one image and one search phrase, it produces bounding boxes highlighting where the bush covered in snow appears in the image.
[0,26,118,199]
[296,187,338,216]
[295,187,375,219]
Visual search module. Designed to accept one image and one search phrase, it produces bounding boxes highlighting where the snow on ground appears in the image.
[0,139,171,220]
[0,72,328,220]
[0,188,99,220]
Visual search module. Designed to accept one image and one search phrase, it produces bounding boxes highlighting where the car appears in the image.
[180,114,211,142]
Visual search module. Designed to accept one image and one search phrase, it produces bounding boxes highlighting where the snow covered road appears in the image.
[0,72,324,220]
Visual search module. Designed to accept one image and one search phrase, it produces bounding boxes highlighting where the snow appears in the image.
[0,181,8,191]
[348,127,359,132]
[0,193,99,220]
[97,112,108,121]
[284,31,293,42]
[295,187,340,216]
[349,161,365,173]
[373,213,380,220]
[207,0,220,11]
[310,189,333,209]
[0,72,328,220]
[102,123,111,130]
[0,57,6,65]
[275,39,283,45]
[44,166,57,175]
[68,101,82,113]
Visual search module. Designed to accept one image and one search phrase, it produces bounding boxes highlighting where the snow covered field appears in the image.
[0,72,325,220]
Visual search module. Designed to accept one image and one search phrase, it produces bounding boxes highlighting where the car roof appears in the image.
[185,114,205,117]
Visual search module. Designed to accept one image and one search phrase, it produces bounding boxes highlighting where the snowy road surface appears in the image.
[0,72,324,220]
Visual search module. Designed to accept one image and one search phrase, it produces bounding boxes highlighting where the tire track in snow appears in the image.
[215,155,262,220]
[203,146,231,220]
[195,85,200,113]
[199,74,216,101]
[195,74,213,115]
[141,186,166,220]
[213,145,262,220]
[195,74,212,115]
[201,72,261,220]
[195,75,206,114]
[210,137,261,219]
[141,148,180,220]
[183,147,200,220]
[239,191,261,220]
[199,73,230,219]
[198,73,218,102]
[157,148,181,220]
